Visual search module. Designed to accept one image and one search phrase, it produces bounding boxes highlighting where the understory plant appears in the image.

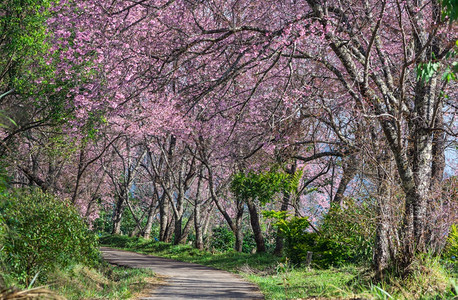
[0,188,99,285]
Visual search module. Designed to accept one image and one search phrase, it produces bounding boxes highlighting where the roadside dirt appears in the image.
[100,247,264,299]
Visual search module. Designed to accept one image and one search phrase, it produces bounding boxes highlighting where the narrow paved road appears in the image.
[100,247,264,299]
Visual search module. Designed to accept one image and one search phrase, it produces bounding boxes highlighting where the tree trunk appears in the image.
[374,181,394,279]
[202,204,213,249]
[194,204,204,249]
[246,197,265,253]
[234,198,244,252]
[143,192,159,239]
[333,155,358,206]
[164,212,174,243]
[159,193,169,241]
[194,172,204,250]
[176,212,195,245]
[173,192,185,245]
[112,195,125,235]
[425,105,446,252]
[174,215,183,245]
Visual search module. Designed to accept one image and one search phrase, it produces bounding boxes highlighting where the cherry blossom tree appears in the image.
[6,0,455,275]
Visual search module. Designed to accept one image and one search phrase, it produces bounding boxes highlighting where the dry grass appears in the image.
[0,287,65,299]
[129,275,168,299]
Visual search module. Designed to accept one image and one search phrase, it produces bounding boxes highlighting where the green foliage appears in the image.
[264,198,375,267]
[0,161,11,193]
[231,168,302,205]
[319,199,375,265]
[49,263,155,300]
[263,210,348,267]
[0,0,61,99]
[415,51,457,83]
[0,189,99,284]
[211,226,235,252]
[241,231,259,253]
[416,60,441,82]
[443,224,458,271]
[442,0,458,21]
[93,207,114,234]
[263,210,312,265]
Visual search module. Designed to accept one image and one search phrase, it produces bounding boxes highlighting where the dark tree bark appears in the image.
[246,197,266,253]
[143,187,159,239]
[194,170,204,250]
[333,155,359,206]
[234,198,245,252]
[176,212,195,245]
[112,194,125,234]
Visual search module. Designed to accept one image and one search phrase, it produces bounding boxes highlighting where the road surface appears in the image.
[100,247,264,299]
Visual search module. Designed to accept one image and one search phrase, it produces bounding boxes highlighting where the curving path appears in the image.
[100,247,264,300]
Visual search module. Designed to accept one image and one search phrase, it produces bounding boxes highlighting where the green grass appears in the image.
[100,234,458,299]
[1,246,156,300]
[48,262,156,299]
[246,265,361,299]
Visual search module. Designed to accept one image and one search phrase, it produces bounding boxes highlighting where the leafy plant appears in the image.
[319,199,376,265]
[231,168,302,205]
[443,224,458,270]
[210,226,235,252]
[263,210,311,265]
[0,189,99,285]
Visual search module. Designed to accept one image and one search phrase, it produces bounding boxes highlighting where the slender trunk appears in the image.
[246,197,265,253]
[143,191,159,239]
[159,193,169,241]
[112,195,125,235]
[425,105,445,251]
[374,174,395,279]
[176,212,195,245]
[71,146,86,204]
[234,198,244,252]
[164,211,174,243]
[173,192,184,245]
[333,155,358,206]
[194,172,204,250]
[174,216,183,245]
[202,204,213,249]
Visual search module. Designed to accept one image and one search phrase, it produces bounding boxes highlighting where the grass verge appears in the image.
[48,262,156,299]
[1,258,156,299]
[100,234,458,299]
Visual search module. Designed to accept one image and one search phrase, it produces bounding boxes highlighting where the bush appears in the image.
[264,202,375,267]
[210,226,234,252]
[443,224,458,271]
[263,210,311,265]
[0,189,99,285]
[242,231,258,253]
[319,199,375,265]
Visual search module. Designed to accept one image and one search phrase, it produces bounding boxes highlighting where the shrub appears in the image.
[210,226,235,252]
[263,210,311,265]
[264,202,375,267]
[443,224,458,271]
[242,231,257,253]
[319,199,375,265]
[0,189,99,285]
